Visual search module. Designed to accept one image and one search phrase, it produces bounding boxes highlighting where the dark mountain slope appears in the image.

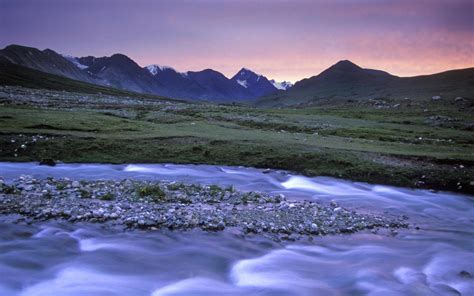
[257,60,474,107]
[297,60,394,86]
[231,68,277,97]
[0,45,98,84]
[76,54,164,94]
[145,65,212,100]
[0,57,178,101]
[186,69,251,101]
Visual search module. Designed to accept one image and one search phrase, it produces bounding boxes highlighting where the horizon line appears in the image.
[2,43,473,84]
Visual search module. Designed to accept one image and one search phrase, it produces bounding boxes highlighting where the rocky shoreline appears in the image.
[0,175,409,240]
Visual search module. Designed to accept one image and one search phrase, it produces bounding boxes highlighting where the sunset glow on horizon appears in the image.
[1,0,473,83]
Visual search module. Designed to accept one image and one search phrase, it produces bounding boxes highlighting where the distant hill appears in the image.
[257,60,474,107]
[0,44,281,102]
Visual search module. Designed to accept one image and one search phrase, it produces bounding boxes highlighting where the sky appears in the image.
[0,0,473,83]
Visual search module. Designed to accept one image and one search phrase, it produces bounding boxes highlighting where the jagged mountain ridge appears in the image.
[2,44,472,106]
[0,44,280,102]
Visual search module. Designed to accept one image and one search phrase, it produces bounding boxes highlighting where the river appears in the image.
[0,163,473,295]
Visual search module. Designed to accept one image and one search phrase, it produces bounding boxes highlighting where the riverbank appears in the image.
[0,86,473,194]
[0,175,408,241]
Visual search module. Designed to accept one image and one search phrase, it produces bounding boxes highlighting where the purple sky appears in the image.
[1,0,473,82]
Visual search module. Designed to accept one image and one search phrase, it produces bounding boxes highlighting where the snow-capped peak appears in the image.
[270,79,293,90]
[146,64,176,75]
[62,54,88,70]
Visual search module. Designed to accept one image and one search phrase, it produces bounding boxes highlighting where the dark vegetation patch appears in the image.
[25,124,99,132]
[237,120,317,133]
[210,115,318,133]
[136,184,166,202]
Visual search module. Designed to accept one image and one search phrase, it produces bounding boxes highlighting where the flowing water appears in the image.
[0,163,473,295]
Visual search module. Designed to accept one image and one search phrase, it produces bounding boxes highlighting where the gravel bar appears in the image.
[0,175,409,241]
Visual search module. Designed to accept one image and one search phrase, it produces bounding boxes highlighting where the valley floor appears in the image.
[0,85,473,194]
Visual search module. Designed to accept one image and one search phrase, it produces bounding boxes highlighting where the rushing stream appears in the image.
[0,163,473,295]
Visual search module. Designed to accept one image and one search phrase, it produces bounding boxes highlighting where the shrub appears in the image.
[137,184,166,202]
[100,192,114,201]
[209,184,221,191]
[209,184,222,197]
[1,184,15,194]
[79,189,92,199]
[56,183,67,190]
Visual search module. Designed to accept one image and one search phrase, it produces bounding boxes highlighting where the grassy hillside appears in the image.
[257,67,474,107]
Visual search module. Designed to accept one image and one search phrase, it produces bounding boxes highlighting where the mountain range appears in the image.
[0,44,289,102]
[0,44,472,106]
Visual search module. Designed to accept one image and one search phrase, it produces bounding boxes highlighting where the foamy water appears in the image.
[0,162,473,295]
